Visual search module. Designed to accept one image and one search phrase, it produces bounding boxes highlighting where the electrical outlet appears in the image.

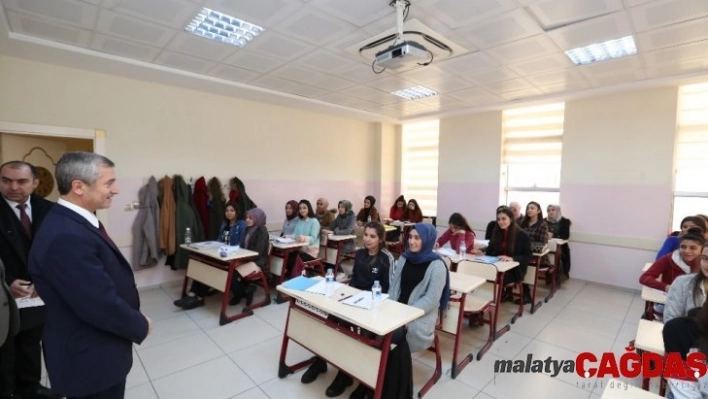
[124,204,133,211]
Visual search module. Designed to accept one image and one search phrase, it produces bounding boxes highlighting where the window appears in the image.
[401,120,439,216]
[672,83,708,230]
[502,103,565,214]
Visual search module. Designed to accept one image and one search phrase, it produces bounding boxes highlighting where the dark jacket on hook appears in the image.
[207,177,226,241]
[169,175,204,270]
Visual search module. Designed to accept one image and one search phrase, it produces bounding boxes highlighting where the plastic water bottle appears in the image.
[325,268,335,297]
[184,227,192,244]
[367,215,372,223]
[222,230,230,245]
[459,240,467,261]
[372,280,382,311]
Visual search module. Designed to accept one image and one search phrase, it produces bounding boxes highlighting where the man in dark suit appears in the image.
[0,259,19,348]
[0,161,57,399]
[29,152,152,399]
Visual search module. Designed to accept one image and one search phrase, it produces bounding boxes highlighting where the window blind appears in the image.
[401,120,439,216]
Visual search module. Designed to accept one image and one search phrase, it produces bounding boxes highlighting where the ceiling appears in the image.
[1,0,707,122]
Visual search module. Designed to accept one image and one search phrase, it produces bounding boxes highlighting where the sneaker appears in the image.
[326,371,353,397]
[173,295,204,310]
[301,358,327,384]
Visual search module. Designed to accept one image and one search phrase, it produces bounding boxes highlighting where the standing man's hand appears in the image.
[145,316,153,336]
[10,279,33,298]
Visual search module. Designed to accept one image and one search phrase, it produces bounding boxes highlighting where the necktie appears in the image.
[16,203,32,238]
[98,222,116,248]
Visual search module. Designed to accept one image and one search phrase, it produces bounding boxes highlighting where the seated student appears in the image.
[665,242,708,323]
[388,195,406,221]
[477,206,532,302]
[641,227,704,293]
[517,202,549,304]
[657,216,708,259]
[315,198,336,231]
[229,208,270,306]
[282,200,299,237]
[545,204,572,276]
[435,212,476,254]
[302,222,393,398]
[403,199,424,223]
[356,195,380,225]
[485,205,506,240]
[174,201,247,309]
[325,200,357,255]
[283,200,321,276]
[509,201,524,224]
[662,304,708,399]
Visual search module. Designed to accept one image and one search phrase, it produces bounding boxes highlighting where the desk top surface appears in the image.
[326,234,357,241]
[181,243,258,261]
[641,286,667,304]
[271,240,307,249]
[277,282,423,335]
[550,238,568,245]
[451,257,520,272]
[634,319,664,355]
[600,380,663,399]
[449,272,486,293]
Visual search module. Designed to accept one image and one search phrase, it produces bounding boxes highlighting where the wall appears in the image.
[0,55,384,288]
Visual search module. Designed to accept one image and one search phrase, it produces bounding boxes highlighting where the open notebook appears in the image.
[340,291,390,310]
[472,256,500,264]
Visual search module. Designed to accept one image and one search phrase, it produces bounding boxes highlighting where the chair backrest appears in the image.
[456,260,497,282]
[440,255,452,269]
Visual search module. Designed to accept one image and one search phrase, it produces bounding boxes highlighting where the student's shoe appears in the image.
[514,295,533,305]
[301,358,327,384]
[228,294,243,306]
[349,384,372,399]
[173,295,204,310]
[244,285,257,306]
[326,371,353,397]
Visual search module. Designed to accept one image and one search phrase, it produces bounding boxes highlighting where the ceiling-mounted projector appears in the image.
[375,40,429,71]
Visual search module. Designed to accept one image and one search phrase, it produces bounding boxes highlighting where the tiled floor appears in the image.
[52,278,658,399]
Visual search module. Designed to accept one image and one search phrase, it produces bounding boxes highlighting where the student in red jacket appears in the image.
[388,195,406,221]
[435,212,475,254]
[640,227,705,292]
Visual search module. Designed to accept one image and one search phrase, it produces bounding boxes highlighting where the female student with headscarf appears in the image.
[229,208,270,306]
[356,195,380,225]
[282,200,299,237]
[546,204,572,276]
[325,200,357,254]
[404,199,424,223]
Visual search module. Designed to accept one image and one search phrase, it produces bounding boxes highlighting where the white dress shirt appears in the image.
[3,197,32,222]
[58,198,99,228]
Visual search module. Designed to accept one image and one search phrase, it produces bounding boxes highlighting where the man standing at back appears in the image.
[0,161,56,399]
[29,152,152,399]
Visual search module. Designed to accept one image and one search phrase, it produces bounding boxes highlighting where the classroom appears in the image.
[0,1,705,399]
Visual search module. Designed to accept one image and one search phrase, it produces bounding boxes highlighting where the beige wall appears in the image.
[0,55,387,287]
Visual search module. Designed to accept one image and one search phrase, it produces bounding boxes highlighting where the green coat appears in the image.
[172,175,205,270]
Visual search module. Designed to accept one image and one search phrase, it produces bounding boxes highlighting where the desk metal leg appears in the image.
[218,260,256,325]
[450,294,474,378]
[482,271,511,360]
[274,248,295,304]
[510,282,524,324]
[372,333,394,399]
[181,274,189,297]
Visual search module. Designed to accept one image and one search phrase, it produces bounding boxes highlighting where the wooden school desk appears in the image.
[181,243,259,325]
[639,262,665,321]
[324,234,357,272]
[276,282,427,399]
[634,319,666,394]
[270,239,307,303]
[601,379,663,399]
[438,272,485,378]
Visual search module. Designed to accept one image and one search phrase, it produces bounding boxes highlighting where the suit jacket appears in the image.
[28,204,148,397]
[0,259,19,347]
[0,194,53,330]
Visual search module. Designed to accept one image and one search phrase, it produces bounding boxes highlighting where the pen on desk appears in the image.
[338,295,353,302]
[354,297,364,304]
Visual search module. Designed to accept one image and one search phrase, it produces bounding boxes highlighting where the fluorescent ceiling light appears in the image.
[391,86,438,100]
[186,8,264,48]
[564,36,637,66]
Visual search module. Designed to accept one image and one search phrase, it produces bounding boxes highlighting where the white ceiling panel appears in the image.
[309,74,357,91]
[486,35,561,64]
[246,31,317,62]
[591,69,646,85]
[387,101,433,112]
[223,50,287,73]
[579,54,643,78]
[166,32,238,62]
[548,12,633,50]
[446,87,501,103]
[103,0,199,29]
[527,0,623,29]
[91,33,161,61]
[646,60,708,78]
[78,0,103,4]
[294,48,359,74]
[2,0,98,30]
[416,0,516,29]
[95,9,177,47]
[284,84,330,99]
[268,64,322,84]
[631,0,708,32]
[336,63,391,84]
[204,0,304,28]
[275,7,357,46]
[249,74,301,92]
[345,98,380,111]
[7,11,93,47]
[154,50,216,73]
[538,79,592,94]
[424,76,476,93]
[340,85,400,105]
[642,40,708,65]
[499,87,542,101]
[623,0,656,6]
[208,64,261,83]
[454,9,542,49]
[309,0,393,28]
[525,67,587,86]
[316,92,361,106]
[635,18,708,52]
[436,51,502,75]
[374,106,406,118]
[397,65,455,85]
[465,67,520,85]
[506,53,573,76]
[483,78,535,93]
[366,75,417,92]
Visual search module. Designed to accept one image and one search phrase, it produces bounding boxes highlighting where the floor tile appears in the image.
[455,352,507,391]
[125,382,158,399]
[229,337,313,385]
[230,387,269,399]
[137,313,201,351]
[482,371,590,399]
[152,356,255,399]
[536,323,615,355]
[552,308,623,338]
[137,333,224,380]
[127,353,150,389]
[207,316,281,354]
